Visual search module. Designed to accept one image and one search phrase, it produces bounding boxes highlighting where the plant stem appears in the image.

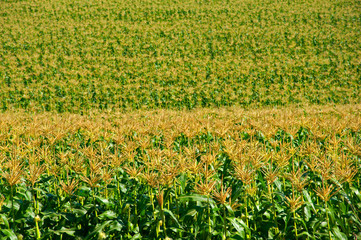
[128,206,131,234]
[174,183,180,216]
[207,196,211,239]
[245,195,249,229]
[160,202,167,237]
[134,187,138,228]
[223,206,227,240]
[116,174,122,208]
[325,201,332,240]
[293,211,298,240]
[245,195,252,239]
[35,218,41,239]
[32,187,37,213]
[92,187,97,219]
[11,185,15,230]
[271,184,279,234]
[148,187,156,220]
[283,177,286,192]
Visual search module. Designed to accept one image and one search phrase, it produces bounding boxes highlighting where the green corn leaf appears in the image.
[0,214,10,229]
[332,227,347,240]
[164,208,183,228]
[227,217,250,238]
[0,229,17,240]
[98,210,117,220]
[84,220,113,240]
[179,194,215,204]
[303,189,316,212]
[50,227,76,236]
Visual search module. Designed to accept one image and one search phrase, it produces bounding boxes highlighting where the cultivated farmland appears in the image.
[0,0,360,239]
[1,0,360,112]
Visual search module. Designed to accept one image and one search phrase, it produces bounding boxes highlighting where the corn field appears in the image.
[0,0,360,112]
[1,0,361,239]
[0,106,360,239]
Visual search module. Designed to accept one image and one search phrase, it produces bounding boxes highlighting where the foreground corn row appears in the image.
[0,105,360,239]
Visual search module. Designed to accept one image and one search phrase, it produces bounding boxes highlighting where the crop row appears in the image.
[0,105,360,239]
[1,0,360,112]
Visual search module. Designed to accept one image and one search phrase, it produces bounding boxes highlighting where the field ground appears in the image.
[1,0,361,239]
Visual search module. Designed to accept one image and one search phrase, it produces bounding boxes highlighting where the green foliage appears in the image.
[0,0,360,113]
[0,107,360,239]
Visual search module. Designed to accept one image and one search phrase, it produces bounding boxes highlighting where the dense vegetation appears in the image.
[1,0,360,239]
[1,0,360,112]
[0,106,360,239]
